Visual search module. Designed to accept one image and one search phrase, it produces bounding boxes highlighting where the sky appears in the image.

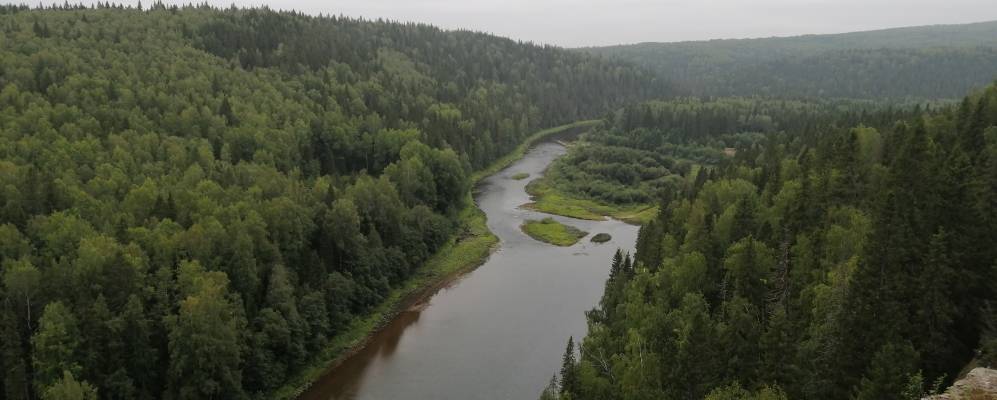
[15,0,997,47]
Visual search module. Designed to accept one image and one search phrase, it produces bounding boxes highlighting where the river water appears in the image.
[300,142,639,400]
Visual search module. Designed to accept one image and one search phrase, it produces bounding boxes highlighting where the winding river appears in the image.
[300,142,639,400]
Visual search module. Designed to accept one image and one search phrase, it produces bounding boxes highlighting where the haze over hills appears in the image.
[581,20,997,99]
[591,20,997,51]
[1,4,997,400]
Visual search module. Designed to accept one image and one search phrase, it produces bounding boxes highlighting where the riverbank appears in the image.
[274,120,599,400]
[523,178,658,225]
[469,120,599,183]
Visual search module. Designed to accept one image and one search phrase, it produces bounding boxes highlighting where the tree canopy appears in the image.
[546,85,997,400]
[0,4,672,399]
[583,21,997,99]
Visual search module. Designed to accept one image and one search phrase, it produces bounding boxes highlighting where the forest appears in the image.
[0,4,672,400]
[534,98,920,206]
[582,21,997,99]
[3,3,997,400]
[542,85,997,399]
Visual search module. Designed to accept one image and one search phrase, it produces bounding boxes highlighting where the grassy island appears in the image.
[521,217,588,246]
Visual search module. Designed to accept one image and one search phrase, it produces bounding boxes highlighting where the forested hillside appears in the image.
[544,86,997,399]
[582,21,997,99]
[0,4,671,399]
[533,98,918,206]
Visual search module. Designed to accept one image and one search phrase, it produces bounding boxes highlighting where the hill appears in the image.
[0,4,671,399]
[542,84,997,400]
[581,21,997,99]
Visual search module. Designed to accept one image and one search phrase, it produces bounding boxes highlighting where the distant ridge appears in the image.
[581,20,997,99]
[588,20,997,49]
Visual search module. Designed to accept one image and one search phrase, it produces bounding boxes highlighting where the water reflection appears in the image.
[310,308,425,400]
[299,142,638,400]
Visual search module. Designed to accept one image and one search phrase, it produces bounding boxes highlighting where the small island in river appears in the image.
[590,233,612,243]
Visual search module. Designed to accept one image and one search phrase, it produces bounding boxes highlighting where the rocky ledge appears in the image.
[924,368,997,400]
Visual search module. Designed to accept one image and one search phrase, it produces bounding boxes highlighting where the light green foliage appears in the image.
[32,302,81,391]
[0,224,31,259]
[704,383,787,400]
[166,261,247,400]
[525,179,657,224]
[2,259,40,314]
[529,98,889,226]
[41,371,97,400]
[521,218,588,246]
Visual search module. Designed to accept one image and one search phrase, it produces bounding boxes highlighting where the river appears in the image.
[299,142,639,400]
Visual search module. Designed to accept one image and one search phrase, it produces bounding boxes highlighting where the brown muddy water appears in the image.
[299,142,639,400]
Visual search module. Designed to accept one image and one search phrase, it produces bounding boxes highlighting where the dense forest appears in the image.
[0,4,672,399]
[543,86,997,399]
[582,21,997,99]
[535,98,920,206]
[4,3,997,400]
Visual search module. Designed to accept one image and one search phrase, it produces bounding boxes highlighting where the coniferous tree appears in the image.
[559,337,579,399]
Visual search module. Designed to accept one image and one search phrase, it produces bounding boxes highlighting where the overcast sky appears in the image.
[19,0,997,47]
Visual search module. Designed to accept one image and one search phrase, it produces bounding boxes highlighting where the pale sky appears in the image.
[18,0,997,47]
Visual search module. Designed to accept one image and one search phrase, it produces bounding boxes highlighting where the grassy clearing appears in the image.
[521,217,588,246]
[510,172,530,180]
[524,179,658,225]
[612,206,660,225]
[275,120,598,399]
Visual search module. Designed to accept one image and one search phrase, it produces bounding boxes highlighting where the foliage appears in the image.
[275,189,499,398]
[583,21,997,99]
[532,97,916,225]
[547,86,997,400]
[525,178,657,224]
[589,233,611,243]
[703,383,787,400]
[0,4,670,399]
[41,371,98,400]
[521,218,588,247]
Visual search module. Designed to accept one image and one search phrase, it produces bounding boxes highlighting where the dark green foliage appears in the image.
[554,87,997,399]
[540,97,916,208]
[560,337,579,398]
[981,302,997,368]
[583,21,997,99]
[589,233,611,243]
[854,342,921,400]
[0,4,672,399]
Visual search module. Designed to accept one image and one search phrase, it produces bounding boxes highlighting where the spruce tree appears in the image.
[559,337,578,398]
[854,342,920,400]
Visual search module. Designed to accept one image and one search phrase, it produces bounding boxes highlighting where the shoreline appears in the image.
[274,120,599,400]
[522,168,658,226]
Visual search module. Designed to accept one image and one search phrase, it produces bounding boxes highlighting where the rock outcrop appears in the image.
[924,368,997,400]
